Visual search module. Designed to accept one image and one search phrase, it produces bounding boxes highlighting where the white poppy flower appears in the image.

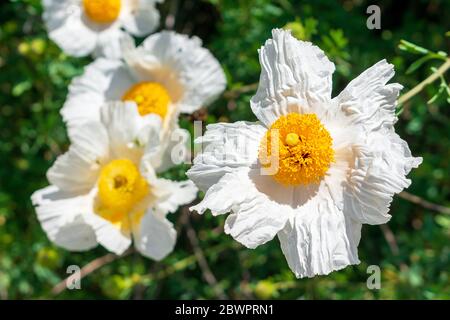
[187,29,422,278]
[61,30,226,131]
[42,0,163,58]
[32,101,197,259]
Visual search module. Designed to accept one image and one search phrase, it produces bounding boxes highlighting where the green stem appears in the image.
[398,58,450,105]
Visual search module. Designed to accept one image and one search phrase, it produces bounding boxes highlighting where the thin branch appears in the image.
[399,191,450,215]
[183,207,228,299]
[398,58,450,106]
[223,83,258,100]
[51,249,132,296]
[379,224,399,256]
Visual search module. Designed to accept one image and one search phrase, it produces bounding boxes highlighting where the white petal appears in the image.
[191,169,290,249]
[278,201,361,278]
[83,213,132,255]
[100,101,162,163]
[43,0,97,57]
[141,111,190,173]
[251,29,335,126]
[31,185,98,251]
[62,58,135,127]
[187,121,266,192]
[125,31,226,113]
[153,179,198,214]
[133,210,176,260]
[94,29,133,59]
[344,129,422,225]
[47,122,109,195]
[120,0,160,36]
[335,59,402,132]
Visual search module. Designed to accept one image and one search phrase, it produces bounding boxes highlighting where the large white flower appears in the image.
[187,29,422,278]
[42,0,163,58]
[32,102,197,259]
[61,30,226,132]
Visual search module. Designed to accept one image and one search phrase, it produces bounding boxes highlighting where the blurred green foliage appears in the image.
[0,0,449,299]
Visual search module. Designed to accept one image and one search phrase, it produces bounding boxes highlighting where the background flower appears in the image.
[61,31,226,128]
[32,102,197,259]
[42,0,163,58]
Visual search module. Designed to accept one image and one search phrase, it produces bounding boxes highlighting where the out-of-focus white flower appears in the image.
[61,30,226,128]
[32,102,197,259]
[187,29,422,278]
[42,0,163,58]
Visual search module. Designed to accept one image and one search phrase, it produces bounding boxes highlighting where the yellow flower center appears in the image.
[258,113,334,186]
[96,159,149,231]
[83,0,121,24]
[122,82,171,119]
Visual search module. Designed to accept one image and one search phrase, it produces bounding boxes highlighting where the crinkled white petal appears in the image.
[31,186,98,251]
[251,28,335,126]
[43,0,98,57]
[278,202,361,278]
[132,209,176,260]
[124,31,226,113]
[191,168,290,249]
[334,59,422,224]
[100,101,162,164]
[120,0,160,36]
[62,58,135,126]
[334,59,403,132]
[187,121,266,192]
[344,129,422,225]
[47,122,109,195]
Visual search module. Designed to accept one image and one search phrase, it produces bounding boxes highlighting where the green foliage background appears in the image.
[0,0,449,299]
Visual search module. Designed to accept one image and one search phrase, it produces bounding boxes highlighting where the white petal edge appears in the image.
[133,210,176,260]
[251,28,335,127]
[100,101,162,164]
[43,0,96,57]
[47,122,109,195]
[191,168,290,249]
[187,121,266,192]
[278,202,361,279]
[62,58,134,127]
[125,31,226,113]
[31,185,98,251]
[120,0,160,36]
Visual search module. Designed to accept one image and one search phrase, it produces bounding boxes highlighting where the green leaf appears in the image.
[398,40,429,55]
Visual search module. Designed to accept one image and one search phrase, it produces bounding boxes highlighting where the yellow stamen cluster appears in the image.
[122,82,171,119]
[83,0,121,24]
[96,159,149,229]
[259,113,334,186]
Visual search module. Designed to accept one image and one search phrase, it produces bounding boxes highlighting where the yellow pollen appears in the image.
[83,0,121,24]
[122,82,171,118]
[285,133,300,147]
[258,113,334,186]
[96,159,149,230]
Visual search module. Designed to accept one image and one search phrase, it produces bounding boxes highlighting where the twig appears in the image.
[379,224,399,255]
[183,207,228,299]
[399,191,450,215]
[139,243,231,285]
[398,58,450,106]
[164,0,178,30]
[223,83,258,99]
[51,249,133,296]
